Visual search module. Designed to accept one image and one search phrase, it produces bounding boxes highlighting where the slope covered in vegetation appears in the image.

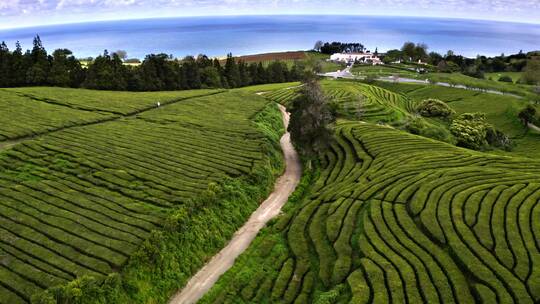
[202,78,540,304]
[0,87,287,303]
[202,120,540,304]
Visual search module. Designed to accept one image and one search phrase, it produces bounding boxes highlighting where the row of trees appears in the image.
[0,36,304,91]
[314,41,366,55]
[383,42,539,83]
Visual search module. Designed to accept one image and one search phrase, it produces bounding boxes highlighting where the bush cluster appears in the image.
[415,98,455,118]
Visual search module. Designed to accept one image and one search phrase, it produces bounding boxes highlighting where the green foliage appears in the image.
[0,37,302,91]
[1,89,285,302]
[415,98,455,117]
[313,284,347,304]
[522,59,540,85]
[450,112,491,149]
[518,105,537,125]
[403,116,454,143]
[498,75,514,83]
[288,80,335,160]
[204,120,540,304]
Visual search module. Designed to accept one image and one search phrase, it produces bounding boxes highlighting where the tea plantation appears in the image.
[202,80,540,303]
[0,88,287,303]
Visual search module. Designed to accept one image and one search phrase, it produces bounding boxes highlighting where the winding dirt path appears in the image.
[168,104,302,304]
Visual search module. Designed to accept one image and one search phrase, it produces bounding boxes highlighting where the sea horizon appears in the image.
[1,15,539,59]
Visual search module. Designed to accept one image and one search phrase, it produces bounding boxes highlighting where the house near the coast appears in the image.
[330,51,383,65]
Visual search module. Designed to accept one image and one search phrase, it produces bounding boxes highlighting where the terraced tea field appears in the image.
[0,87,221,141]
[0,88,284,303]
[202,120,540,304]
[264,80,414,123]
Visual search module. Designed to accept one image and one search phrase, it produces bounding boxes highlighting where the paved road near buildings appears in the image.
[169,104,302,304]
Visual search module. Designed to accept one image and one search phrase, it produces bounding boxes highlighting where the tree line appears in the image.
[383,42,539,83]
[0,36,304,91]
[314,41,366,55]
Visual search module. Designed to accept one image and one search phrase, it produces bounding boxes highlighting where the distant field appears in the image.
[0,88,284,303]
[219,51,308,67]
[351,64,418,77]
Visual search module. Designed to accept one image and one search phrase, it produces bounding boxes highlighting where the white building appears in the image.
[330,52,383,65]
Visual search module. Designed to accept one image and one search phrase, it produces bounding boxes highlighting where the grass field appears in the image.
[0,88,285,303]
[202,119,540,304]
[351,64,419,78]
[485,72,524,83]
[425,73,536,99]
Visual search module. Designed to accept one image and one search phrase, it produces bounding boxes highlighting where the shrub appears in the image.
[486,128,513,151]
[415,99,455,118]
[403,116,454,143]
[498,75,513,83]
[450,113,491,150]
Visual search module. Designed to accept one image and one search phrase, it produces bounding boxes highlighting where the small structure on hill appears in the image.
[330,51,383,65]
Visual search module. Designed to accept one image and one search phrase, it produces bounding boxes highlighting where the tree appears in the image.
[313,40,324,52]
[414,43,429,61]
[200,66,221,88]
[288,76,335,167]
[415,99,455,118]
[522,60,540,85]
[26,35,50,85]
[450,113,491,150]
[181,56,201,89]
[382,49,402,64]
[48,49,84,87]
[0,41,11,86]
[401,42,416,61]
[429,52,443,65]
[518,105,536,125]
[223,53,240,88]
[10,41,26,86]
[83,50,129,90]
[113,50,128,61]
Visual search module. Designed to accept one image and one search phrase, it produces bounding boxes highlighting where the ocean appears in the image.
[0,15,539,59]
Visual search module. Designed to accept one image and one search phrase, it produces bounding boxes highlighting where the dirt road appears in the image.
[168,104,302,304]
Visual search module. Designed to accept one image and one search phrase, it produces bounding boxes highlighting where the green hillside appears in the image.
[202,119,540,304]
[0,87,221,141]
[202,78,540,304]
[0,88,286,303]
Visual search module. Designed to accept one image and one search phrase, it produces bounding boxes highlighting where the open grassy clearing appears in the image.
[424,73,536,99]
[0,88,285,303]
[202,120,540,304]
[351,64,419,78]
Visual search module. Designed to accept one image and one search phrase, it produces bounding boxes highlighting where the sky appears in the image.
[0,0,539,29]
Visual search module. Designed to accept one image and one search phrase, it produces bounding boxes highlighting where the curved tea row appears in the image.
[202,121,540,304]
[0,92,281,303]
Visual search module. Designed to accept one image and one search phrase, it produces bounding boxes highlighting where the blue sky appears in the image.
[0,0,539,29]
